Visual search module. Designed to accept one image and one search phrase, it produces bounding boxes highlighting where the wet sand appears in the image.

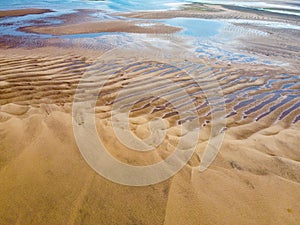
[0,3,300,225]
[0,8,53,18]
[12,4,300,66]
[20,20,181,35]
[114,5,300,66]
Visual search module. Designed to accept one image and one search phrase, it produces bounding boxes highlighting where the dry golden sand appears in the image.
[0,45,299,225]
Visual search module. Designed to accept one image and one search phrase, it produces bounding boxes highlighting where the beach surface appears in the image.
[0,1,300,225]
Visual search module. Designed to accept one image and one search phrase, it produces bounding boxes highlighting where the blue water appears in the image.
[164,18,225,38]
[1,0,298,12]
[0,0,226,39]
[0,0,183,11]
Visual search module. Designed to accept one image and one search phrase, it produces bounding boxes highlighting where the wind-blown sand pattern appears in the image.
[0,1,300,224]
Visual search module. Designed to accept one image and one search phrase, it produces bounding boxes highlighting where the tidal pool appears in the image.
[164,18,226,38]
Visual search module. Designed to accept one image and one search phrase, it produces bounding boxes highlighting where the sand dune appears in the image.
[0,47,299,224]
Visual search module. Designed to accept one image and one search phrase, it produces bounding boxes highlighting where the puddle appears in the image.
[164,18,225,38]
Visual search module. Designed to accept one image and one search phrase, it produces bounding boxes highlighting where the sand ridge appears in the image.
[0,8,53,18]
[20,20,182,35]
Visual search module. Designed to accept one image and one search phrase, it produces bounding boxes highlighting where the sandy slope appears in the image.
[1,106,299,225]
[0,46,299,224]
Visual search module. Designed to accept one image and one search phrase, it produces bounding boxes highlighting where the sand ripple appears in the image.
[0,53,298,127]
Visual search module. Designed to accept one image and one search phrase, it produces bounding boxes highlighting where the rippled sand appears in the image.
[0,4,300,225]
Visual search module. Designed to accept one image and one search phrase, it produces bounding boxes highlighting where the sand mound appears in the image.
[0,46,299,224]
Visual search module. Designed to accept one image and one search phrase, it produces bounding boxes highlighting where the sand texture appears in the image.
[0,3,300,225]
[21,20,181,35]
[0,48,299,224]
[0,8,53,18]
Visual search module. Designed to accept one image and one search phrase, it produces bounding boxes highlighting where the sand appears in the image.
[0,4,300,225]
[114,6,300,67]
[14,5,300,67]
[0,46,299,224]
[0,8,53,18]
[20,20,181,35]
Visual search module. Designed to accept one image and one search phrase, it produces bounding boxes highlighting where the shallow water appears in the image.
[0,0,182,11]
[1,0,299,13]
[0,0,295,66]
[164,18,225,38]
